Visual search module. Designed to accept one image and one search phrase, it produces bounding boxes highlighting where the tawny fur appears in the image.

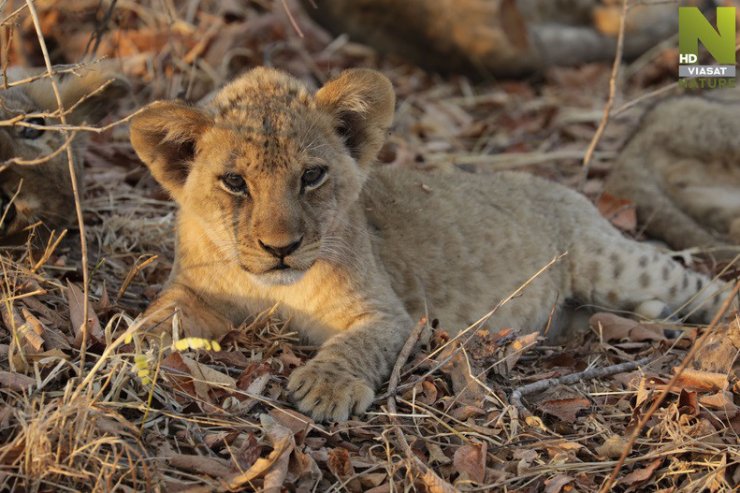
[130,67,732,422]
[604,88,740,260]
[0,68,127,239]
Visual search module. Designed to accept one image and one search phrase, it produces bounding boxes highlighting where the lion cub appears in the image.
[604,89,740,259]
[131,68,730,422]
[0,68,127,239]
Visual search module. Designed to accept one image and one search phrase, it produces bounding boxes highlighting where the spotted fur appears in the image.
[604,88,740,259]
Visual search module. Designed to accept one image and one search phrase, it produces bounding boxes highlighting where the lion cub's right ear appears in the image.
[130,101,213,201]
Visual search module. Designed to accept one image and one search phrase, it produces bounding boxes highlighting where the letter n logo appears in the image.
[679,7,736,65]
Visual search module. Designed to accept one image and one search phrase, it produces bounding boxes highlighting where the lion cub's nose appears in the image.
[258,237,303,259]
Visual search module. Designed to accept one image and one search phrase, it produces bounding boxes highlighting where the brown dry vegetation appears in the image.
[0,1,738,492]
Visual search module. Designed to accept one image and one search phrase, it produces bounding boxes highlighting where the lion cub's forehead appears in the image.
[209,68,329,170]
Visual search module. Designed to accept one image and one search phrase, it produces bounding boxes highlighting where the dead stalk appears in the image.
[24,0,90,373]
[579,0,629,188]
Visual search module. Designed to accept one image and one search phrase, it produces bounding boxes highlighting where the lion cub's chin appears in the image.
[249,268,306,286]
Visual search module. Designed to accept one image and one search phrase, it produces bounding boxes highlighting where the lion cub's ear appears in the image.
[315,69,395,167]
[130,101,213,201]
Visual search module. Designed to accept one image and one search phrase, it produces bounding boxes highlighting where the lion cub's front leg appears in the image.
[288,305,413,422]
[142,283,232,344]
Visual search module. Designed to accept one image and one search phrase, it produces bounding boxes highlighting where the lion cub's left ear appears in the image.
[315,69,395,167]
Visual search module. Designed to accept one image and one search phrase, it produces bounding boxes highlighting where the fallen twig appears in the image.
[579,0,629,188]
[24,0,91,372]
[510,356,652,419]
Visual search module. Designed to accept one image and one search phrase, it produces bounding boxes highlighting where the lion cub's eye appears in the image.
[220,172,249,195]
[301,166,327,190]
[19,117,45,140]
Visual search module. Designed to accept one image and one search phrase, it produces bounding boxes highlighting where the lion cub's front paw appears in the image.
[287,360,375,422]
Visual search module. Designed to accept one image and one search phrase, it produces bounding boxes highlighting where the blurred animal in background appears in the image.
[604,88,740,262]
[301,0,690,77]
[0,68,128,240]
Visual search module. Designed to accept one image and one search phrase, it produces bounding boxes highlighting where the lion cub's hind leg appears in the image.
[569,232,729,324]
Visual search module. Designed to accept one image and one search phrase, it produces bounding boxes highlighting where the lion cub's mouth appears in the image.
[253,267,306,286]
[238,260,311,286]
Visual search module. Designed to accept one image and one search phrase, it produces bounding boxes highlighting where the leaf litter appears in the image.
[0,0,738,491]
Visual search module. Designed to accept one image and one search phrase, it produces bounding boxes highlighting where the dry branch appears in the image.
[579,0,629,188]
[510,356,652,418]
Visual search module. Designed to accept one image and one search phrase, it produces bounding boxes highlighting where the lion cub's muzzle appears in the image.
[242,235,315,285]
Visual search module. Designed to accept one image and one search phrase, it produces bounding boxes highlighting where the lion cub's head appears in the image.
[0,68,127,239]
[131,68,394,285]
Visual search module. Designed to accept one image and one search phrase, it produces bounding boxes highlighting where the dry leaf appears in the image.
[235,433,262,471]
[168,454,232,478]
[179,354,236,403]
[678,389,698,416]
[499,332,539,374]
[66,281,103,347]
[537,397,591,422]
[619,458,662,487]
[544,440,584,460]
[19,309,44,351]
[161,352,198,402]
[699,391,738,418]
[292,447,323,491]
[467,327,514,363]
[225,414,295,490]
[596,435,627,459]
[590,312,665,342]
[234,363,271,413]
[0,371,34,391]
[694,321,740,374]
[365,484,392,493]
[327,447,355,480]
[451,405,486,421]
[596,192,637,232]
[263,446,291,493]
[418,468,458,493]
[269,408,314,435]
[416,379,438,405]
[440,343,485,405]
[545,474,574,493]
[359,473,388,489]
[277,344,303,369]
[514,448,538,475]
[427,442,451,465]
[203,431,238,450]
[672,368,728,392]
[454,441,487,484]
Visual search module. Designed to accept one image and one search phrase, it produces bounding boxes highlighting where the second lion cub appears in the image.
[130,68,730,422]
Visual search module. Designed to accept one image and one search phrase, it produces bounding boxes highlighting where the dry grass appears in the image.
[0,1,738,491]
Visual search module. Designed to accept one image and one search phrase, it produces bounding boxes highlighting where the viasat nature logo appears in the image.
[678,6,736,88]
